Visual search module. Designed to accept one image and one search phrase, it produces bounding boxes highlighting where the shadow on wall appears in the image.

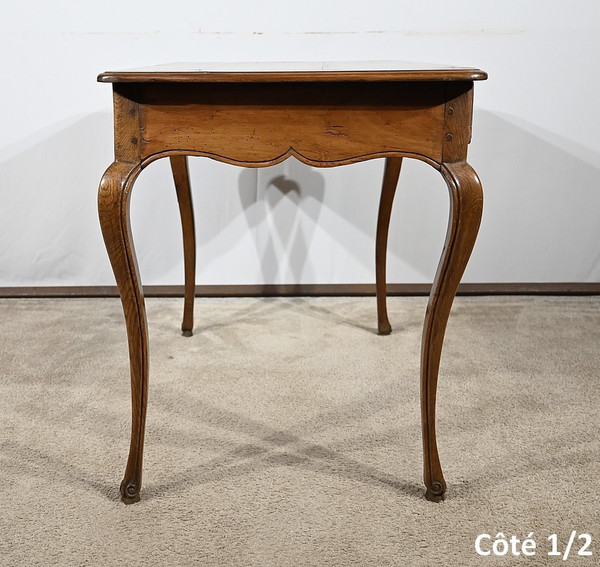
[468,110,600,281]
[238,163,325,284]
[0,112,114,286]
[1,109,600,287]
[188,156,449,286]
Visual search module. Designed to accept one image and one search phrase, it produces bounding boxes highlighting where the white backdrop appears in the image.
[1,1,599,287]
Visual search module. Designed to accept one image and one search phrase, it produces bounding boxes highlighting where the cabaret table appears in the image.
[97,62,487,504]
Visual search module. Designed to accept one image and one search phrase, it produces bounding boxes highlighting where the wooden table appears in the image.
[97,62,487,504]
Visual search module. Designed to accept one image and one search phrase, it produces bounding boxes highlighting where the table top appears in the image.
[98,61,487,83]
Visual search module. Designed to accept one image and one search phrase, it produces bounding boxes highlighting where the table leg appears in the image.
[170,156,196,337]
[375,157,402,335]
[98,161,149,504]
[421,161,483,502]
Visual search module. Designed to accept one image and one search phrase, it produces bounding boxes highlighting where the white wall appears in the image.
[1,1,599,287]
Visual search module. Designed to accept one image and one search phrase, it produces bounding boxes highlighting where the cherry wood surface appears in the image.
[98,60,487,83]
[97,62,486,504]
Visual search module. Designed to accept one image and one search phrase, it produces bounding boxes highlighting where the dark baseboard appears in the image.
[0,282,599,298]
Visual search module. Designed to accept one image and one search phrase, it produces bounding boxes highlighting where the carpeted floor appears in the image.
[0,296,598,566]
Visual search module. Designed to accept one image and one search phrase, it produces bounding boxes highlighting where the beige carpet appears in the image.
[0,296,599,566]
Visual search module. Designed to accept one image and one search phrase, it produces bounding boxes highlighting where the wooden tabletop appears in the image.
[98,61,487,83]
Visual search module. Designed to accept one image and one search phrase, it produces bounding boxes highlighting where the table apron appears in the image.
[111,81,474,167]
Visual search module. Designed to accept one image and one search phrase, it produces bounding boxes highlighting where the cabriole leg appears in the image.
[376,157,403,335]
[170,155,196,337]
[98,161,148,504]
[421,161,483,502]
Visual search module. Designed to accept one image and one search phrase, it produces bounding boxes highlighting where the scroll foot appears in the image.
[425,480,446,503]
[120,479,141,504]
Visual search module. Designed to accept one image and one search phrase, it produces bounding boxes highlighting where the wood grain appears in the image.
[133,82,447,166]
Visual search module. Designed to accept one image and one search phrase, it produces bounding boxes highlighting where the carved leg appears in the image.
[421,161,483,502]
[170,155,196,337]
[98,161,148,504]
[376,157,402,335]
